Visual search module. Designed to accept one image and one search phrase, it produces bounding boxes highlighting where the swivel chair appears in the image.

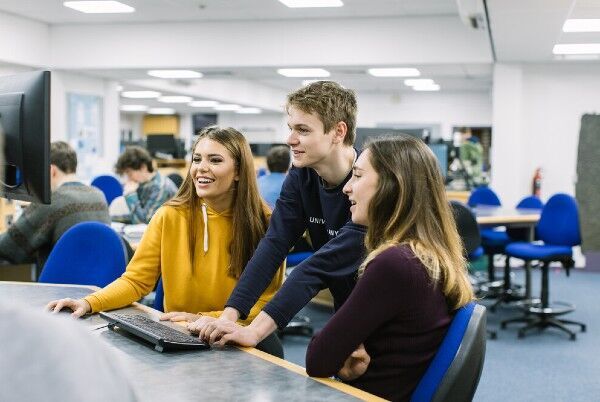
[153,277,165,312]
[278,251,315,338]
[91,175,123,206]
[39,222,127,287]
[410,303,487,402]
[167,172,184,189]
[501,193,586,340]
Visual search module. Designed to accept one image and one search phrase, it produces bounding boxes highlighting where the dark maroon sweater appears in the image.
[305,245,452,402]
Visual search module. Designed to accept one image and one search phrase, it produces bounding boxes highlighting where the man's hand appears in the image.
[159,311,201,323]
[337,344,370,381]
[123,181,139,195]
[214,325,262,348]
[190,318,245,345]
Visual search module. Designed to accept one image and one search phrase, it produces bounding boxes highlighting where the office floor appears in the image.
[281,267,600,401]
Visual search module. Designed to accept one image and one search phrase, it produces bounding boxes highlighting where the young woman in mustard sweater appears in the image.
[47,126,285,356]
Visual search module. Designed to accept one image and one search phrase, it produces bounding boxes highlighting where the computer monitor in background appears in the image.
[192,113,217,135]
[428,142,448,178]
[146,134,178,158]
[0,71,51,204]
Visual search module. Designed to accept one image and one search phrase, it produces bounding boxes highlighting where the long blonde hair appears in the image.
[358,136,474,310]
[165,126,270,278]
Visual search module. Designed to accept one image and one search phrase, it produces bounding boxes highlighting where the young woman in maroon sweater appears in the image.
[305,136,474,401]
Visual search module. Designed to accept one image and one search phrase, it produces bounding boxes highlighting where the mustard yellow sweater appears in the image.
[84,203,285,325]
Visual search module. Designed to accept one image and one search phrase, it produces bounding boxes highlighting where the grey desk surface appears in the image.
[473,206,541,227]
[1,282,382,402]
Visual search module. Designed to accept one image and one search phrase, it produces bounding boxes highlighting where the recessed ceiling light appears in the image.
[189,100,219,108]
[563,19,600,32]
[278,0,343,8]
[556,54,600,61]
[404,78,435,86]
[553,43,600,55]
[412,84,441,91]
[148,70,203,79]
[63,1,134,14]
[236,108,262,114]
[148,108,176,115]
[120,105,148,112]
[214,104,241,111]
[277,68,330,78]
[368,68,421,77]
[121,90,161,99]
[158,96,194,103]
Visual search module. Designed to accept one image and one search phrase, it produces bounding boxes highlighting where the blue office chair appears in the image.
[501,193,586,340]
[153,277,165,312]
[39,222,127,287]
[91,175,123,206]
[278,251,315,337]
[410,302,487,402]
[167,173,184,189]
[467,186,501,208]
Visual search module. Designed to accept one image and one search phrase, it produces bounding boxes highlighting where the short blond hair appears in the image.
[286,81,357,145]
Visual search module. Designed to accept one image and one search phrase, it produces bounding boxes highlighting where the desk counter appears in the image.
[0,282,383,402]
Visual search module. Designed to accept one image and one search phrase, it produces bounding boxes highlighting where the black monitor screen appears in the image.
[146,134,178,158]
[0,71,51,204]
[192,113,217,135]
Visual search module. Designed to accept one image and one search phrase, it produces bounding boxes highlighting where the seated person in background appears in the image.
[257,145,291,209]
[0,302,137,402]
[305,136,475,401]
[115,146,178,224]
[47,126,286,357]
[0,141,110,268]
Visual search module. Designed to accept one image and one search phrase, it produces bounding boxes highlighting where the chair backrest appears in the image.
[91,175,123,205]
[536,193,581,247]
[286,251,314,268]
[39,222,127,287]
[467,186,501,207]
[411,303,486,402]
[153,277,164,312]
[516,195,544,210]
[167,173,184,189]
[450,201,481,257]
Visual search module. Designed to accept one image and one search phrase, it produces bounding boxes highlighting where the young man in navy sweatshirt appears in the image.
[189,81,366,349]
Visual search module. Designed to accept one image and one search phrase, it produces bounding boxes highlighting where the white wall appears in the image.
[356,91,493,140]
[51,71,120,179]
[492,63,600,206]
[210,112,287,143]
[0,12,49,67]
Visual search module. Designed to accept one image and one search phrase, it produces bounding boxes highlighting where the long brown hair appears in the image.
[358,136,474,310]
[165,126,270,278]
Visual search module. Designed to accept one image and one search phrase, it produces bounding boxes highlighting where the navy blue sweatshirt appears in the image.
[226,163,367,328]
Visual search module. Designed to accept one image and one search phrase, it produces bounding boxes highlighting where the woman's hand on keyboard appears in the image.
[46,298,91,318]
[159,312,201,323]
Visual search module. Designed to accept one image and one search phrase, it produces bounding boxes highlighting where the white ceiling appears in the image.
[0,0,457,24]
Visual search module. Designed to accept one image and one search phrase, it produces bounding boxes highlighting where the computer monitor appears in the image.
[146,134,178,158]
[192,113,217,135]
[0,71,51,204]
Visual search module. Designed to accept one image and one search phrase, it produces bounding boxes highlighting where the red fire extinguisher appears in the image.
[532,168,542,197]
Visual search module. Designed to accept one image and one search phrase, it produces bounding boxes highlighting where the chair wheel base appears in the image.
[511,314,585,340]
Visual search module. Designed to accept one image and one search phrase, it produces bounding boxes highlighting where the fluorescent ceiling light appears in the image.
[236,108,262,114]
[214,104,241,111]
[412,84,441,91]
[189,100,219,108]
[148,70,203,79]
[563,19,600,32]
[116,85,123,92]
[158,96,194,103]
[277,68,330,78]
[557,54,600,61]
[553,43,600,55]
[121,90,161,99]
[120,105,148,112]
[278,0,343,8]
[368,68,420,77]
[404,78,435,86]
[148,108,176,115]
[63,1,134,13]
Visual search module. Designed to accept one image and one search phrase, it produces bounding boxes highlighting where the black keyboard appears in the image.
[100,312,210,352]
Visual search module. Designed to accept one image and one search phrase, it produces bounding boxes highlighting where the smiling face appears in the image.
[342,149,379,226]
[190,137,239,210]
[286,105,335,170]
